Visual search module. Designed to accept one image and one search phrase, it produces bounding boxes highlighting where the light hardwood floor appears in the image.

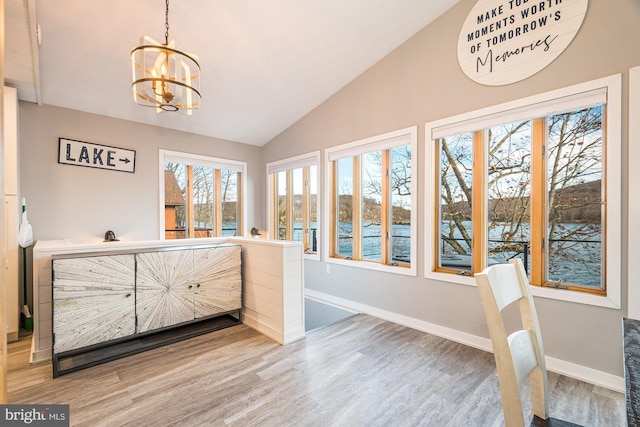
[7,315,626,426]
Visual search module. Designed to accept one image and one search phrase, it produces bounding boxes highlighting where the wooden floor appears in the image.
[7,315,626,426]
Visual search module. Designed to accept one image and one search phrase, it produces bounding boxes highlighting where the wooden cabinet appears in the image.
[136,246,241,333]
[52,254,136,353]
[51,243,242,376]
[192,246,242,319]
[136,249,194,332]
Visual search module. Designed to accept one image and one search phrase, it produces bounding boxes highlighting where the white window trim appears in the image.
[158,149,248,240]
[266,151,321,261]
[324,126,418,276]
[267,151,319,174]
[424,74,622,309]
[628,66,640,319]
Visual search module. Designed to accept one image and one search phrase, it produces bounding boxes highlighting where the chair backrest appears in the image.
[475,258,549,427]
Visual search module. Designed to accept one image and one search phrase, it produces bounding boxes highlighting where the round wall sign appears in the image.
[458,0,588,86]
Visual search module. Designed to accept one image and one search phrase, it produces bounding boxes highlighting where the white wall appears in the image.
[19,103,264,244]
[18,103,265,314]
[262,0,640,382]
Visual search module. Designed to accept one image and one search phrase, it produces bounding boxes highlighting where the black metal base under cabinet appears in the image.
[52,311,242,377]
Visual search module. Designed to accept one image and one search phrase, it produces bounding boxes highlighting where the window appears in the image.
[160,150,246,239]
[326,127,417,275]
[267,152,320,256]
[426,75,621,308]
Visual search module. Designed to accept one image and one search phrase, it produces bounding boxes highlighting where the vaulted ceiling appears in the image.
[5,0,461,146]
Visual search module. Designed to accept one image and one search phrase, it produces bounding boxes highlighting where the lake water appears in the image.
[439,220,602,288]
[292,222,411,263]
[327,221,601,288]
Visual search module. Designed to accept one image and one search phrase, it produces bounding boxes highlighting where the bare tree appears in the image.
[439,134,473,255]
[192,166,214,236]
[438,106,603,285]
[486,121,531,258]
[546,107,602,283]
[361,147,412,223]
[358,147,413,262]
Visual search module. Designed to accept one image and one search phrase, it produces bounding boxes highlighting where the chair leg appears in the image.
[529,366,549,419]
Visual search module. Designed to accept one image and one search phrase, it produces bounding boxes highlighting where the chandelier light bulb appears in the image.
[131,0,201,114]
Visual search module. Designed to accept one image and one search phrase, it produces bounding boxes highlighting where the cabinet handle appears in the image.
[125,293,132,298]
[188,285,193,289]
[196,284,201,288]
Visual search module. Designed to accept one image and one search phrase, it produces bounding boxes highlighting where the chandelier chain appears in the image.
[164,0,170,45]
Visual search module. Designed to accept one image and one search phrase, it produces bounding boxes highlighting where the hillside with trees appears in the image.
[441,179,601,223]
[280,194,411,224]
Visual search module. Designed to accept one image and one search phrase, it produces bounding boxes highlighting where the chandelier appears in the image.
[131,0,201,114]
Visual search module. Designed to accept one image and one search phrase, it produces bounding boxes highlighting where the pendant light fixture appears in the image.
[131,0,201,114]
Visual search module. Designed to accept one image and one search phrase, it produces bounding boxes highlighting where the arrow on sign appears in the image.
[120,158,131,164]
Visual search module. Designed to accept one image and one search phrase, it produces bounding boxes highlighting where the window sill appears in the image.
[327,257,416,277]
[529,285,620,309]
[425,270,620,309]
[304,252,320,261]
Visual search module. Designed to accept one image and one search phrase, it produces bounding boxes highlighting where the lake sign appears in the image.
[458,0,588,86]
[58,138,136,173]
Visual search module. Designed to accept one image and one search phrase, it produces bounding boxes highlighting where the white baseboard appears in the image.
[305,288,624,393]
[283,327,306,344]
[242,311,285,344]
[546,357,624,394]
[29,334,52,364]
[7,331,19,343]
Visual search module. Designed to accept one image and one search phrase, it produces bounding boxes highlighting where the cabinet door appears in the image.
[53,254,135,354]
[136,250,194,333]
[192,246,242,319]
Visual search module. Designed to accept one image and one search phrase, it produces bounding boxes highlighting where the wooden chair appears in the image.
[475,258,581,427]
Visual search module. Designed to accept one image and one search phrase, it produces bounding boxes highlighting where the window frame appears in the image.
[325,126,418,276]
[425,75,621,309]
[628,66,640,319]
[266,151,321,260]
[159,149,247,240]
